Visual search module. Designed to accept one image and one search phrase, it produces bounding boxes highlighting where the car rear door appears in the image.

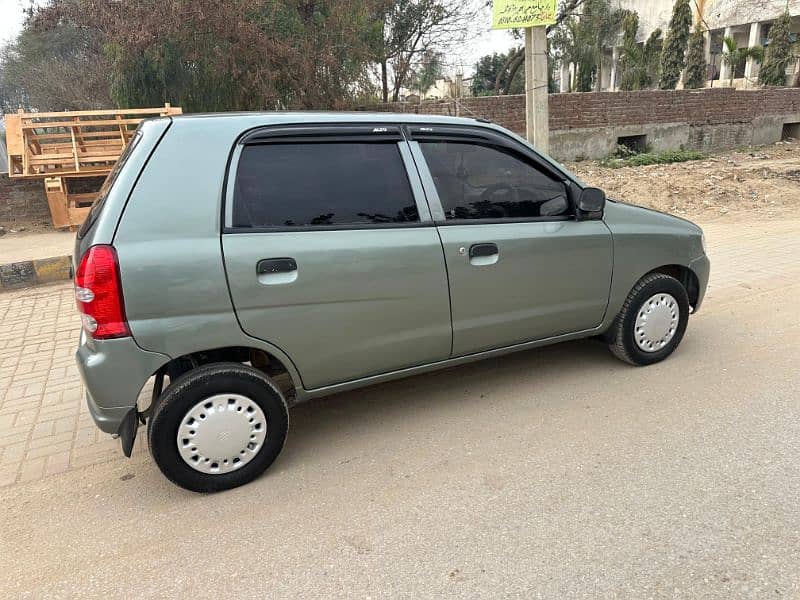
[221,124,452,390]
[407,125,613,357]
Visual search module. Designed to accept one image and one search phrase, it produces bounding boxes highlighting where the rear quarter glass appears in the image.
[74,118,173,264]
[77,130,143,239]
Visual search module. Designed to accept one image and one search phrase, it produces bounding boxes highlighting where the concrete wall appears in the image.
[613,0,673,40]
[704,0,800,30]
[609,0,800,38]
[361,87,800,160]
[549,115,794,160]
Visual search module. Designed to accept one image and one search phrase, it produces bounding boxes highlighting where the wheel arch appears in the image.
[602,262,701,337]
[138,344,301,414]
[646,264,700,310]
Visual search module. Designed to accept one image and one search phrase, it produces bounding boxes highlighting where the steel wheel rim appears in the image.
[634,293,679,353]
[177,393,267,474]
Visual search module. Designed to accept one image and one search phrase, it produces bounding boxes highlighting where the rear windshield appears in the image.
[77,129,142,239]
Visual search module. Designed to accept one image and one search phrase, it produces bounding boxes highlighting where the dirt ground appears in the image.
[568,140,800,222]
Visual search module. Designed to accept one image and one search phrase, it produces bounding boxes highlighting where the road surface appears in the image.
[1,219,799,598]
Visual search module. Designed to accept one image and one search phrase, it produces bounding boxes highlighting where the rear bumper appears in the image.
[85,389,132,434]
[689,253,710,312]
[75,331,169,434]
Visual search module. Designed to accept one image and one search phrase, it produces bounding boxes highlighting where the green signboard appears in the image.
[491,0,557,29]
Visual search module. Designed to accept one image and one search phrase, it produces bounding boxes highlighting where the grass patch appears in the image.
[599,149,706,169]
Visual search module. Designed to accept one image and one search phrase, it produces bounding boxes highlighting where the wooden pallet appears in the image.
[4,104,182,228]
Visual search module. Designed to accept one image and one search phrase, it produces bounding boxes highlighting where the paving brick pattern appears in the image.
[0,285,144,487]
[1,219,799,487]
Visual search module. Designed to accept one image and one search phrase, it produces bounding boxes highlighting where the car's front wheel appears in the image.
[607,272,690,366]
[147,362,289,492]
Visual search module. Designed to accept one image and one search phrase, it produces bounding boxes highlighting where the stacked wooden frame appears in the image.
[3,104,182,228]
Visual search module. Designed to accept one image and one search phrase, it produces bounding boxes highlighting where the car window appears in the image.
[232,142,419,228]
[77,129,142,239]
[419,141,570,221]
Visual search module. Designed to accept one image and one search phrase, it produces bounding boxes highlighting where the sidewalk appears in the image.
[0,231,74,291]
[0,231,74,263]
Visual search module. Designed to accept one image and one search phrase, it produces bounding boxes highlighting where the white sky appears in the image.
[0,0,516,76]
[0,0,29,45]
[448,28,519,76]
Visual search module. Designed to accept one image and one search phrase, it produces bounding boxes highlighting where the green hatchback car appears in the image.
[74,113,709,492]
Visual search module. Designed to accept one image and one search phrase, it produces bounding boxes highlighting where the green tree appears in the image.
[760,11,793,87]
[0,10,111,111]
[374,0,475,102]
[721,36,763,87]
[684,25,707,89]
[617,12,663,91]
[586,0,628,92]
[658,0,692,89]
[551,18,591,92]
[6,0,384,112]
[407,50,444,95]
[617,11,640,90]
[494,0,590,95]
[471,51,524,96]
[551,0,626,93]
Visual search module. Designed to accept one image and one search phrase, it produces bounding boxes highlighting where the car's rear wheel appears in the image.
[147,362,288,492]
[607,272,690,366]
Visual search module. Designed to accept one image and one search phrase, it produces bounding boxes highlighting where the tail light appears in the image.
[74,245,130,339]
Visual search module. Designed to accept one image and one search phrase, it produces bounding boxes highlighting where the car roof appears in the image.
[159,111,581,187]
[169,111,485,127]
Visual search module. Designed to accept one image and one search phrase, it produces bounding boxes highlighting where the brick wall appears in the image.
[0,176,50,227]
[362,87,800,137]
[547,88,800,131]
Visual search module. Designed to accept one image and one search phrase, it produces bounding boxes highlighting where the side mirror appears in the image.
[578,187,606,214]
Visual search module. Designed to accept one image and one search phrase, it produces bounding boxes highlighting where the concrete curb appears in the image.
[0,255,72,291]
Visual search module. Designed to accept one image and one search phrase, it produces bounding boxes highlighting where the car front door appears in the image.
[221,125,452,389]
[408,125,613,357]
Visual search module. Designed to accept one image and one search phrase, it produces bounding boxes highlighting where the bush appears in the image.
[612,143,638,158]
[599,149,706,168]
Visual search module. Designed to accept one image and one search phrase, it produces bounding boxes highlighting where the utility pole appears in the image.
[524,25,550,154]
[493,1,554,155]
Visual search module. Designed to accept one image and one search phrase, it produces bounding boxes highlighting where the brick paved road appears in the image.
[0,285,137,486]
[1,218,799,488]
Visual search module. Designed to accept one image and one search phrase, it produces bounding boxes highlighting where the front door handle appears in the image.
[256,258,298,284]
[468,243,499,266]
[257,258,297,274]
[469,243,498,259]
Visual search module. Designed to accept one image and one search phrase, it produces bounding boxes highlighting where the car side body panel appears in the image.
[223,228,452,389]
[600,200,708,329]
[73,117,172,267]
[111,118,306,394]
[436,221,613,355]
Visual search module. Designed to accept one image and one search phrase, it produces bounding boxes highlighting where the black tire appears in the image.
[607,272,690,366]
[147,362,289,493]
